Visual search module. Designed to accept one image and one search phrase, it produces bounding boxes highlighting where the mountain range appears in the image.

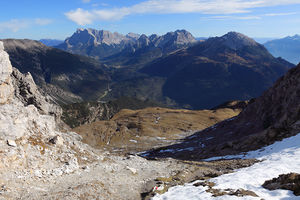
[140,32,293,108]
[1,39,111,104]
[264,34,300,64]
[2,29,294,110]
[56,28,197,68]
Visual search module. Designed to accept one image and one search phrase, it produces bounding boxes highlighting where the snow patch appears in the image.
[153,133,300,200]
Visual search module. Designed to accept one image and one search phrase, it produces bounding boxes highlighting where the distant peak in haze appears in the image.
[39,39,63,47]
[264,34,300,64]
[287,34,300,40]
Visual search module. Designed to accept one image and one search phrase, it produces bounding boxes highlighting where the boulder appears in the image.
[49,135,64,146]
[263,173,300,196]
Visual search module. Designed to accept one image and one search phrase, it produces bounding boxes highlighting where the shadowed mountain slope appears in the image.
[2,39,111,104]
[141,32,294,109]
[145,63,300,160]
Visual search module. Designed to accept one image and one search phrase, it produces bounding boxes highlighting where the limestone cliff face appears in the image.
[0,40,64,127]
[0,40,98,185]
[0,40,62,139]
[0,41,14,104]
[11,67,62,120]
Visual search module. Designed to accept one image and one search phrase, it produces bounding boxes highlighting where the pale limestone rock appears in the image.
[11,67,63,121]
[0,102,56,140]
[6,139,17,147]
[49,135,64,146]
[0,41,13,104]
[126,166,138,174]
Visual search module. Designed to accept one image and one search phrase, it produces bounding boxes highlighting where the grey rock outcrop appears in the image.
[0,41,14,104]
[0,40,97,176]
[11,67,62,120]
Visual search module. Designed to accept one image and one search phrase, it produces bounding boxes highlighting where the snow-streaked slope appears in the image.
[153,133,300,200]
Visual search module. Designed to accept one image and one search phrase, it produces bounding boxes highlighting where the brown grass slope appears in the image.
[73,106,242,154]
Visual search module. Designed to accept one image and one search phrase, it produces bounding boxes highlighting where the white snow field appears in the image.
[153,133,300,200]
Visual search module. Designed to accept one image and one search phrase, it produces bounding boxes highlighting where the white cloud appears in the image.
[0,18,53,33]
[264,12,298,16]
[82,0,91,3]
[65,8,94,26]
[206,15,261,20]
[34,18,53,25]
[0,19,30,32]
[65,0,300,25]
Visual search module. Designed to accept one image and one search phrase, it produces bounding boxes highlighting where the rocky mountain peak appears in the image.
[159,29,196,46]
[138,34,149,41]
[220,31,258,50]
[136,34,151,48]
[67,28,128,47]
[173,29,197,44]
[126,32,141,40]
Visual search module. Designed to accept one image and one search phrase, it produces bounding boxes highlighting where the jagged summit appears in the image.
[151,29,197,47]
[56,28,197,62]
[136,34,151,47]
[67,28,128,46]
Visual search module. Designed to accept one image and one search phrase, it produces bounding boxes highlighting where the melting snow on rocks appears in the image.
[153,133,300,200]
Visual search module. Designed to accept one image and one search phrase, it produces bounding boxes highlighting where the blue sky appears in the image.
[1,0,300,40]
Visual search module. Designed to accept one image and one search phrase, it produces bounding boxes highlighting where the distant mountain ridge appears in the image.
[56,28,197,66]
[40,39,63,47]
[2,31,294,110]
[140,32,294,109]
[264,35,300,64]
[2,39,111,104]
